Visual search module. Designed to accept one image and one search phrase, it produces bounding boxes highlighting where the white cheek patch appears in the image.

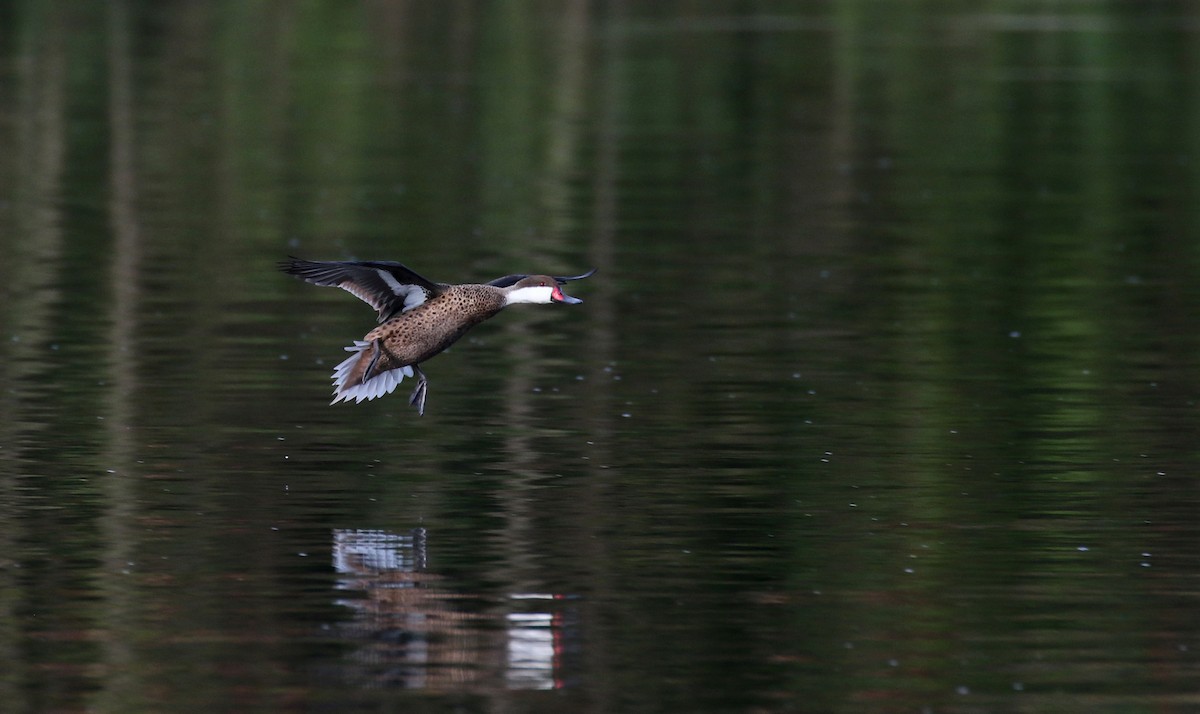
[505,285,555,304]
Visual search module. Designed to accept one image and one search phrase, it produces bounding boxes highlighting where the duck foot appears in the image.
[409,365,428,416]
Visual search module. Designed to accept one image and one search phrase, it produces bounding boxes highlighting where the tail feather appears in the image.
[330,340,414,404]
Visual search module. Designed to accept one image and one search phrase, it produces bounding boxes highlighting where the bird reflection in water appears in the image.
[331,528,578,691]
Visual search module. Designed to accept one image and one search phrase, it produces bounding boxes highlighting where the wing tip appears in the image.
[558,267,597,283]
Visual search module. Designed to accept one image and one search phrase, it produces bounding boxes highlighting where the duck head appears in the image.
[505,275,584,305]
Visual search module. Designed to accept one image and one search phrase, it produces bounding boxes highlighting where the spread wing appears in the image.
[280,257,444,322]
[486,267,597,288]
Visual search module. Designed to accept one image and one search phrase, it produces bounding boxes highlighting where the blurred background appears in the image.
[2,1,1199,712]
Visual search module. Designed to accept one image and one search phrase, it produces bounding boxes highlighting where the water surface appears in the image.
[2,2,1200,712]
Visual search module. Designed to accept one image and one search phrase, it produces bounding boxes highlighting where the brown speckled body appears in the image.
[344,284,507,385]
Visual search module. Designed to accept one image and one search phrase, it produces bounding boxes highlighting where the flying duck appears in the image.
[281,257,594,415]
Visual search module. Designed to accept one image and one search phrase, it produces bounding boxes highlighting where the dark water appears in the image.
[3,2,1200,712]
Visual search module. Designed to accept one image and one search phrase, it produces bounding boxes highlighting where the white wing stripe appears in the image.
[375,268,406,295]
[375,268,429,312]
[402,287,426,311]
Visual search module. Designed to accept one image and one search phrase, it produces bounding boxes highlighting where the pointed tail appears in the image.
[330,340,414,404]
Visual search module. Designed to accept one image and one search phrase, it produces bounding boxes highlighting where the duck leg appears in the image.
[409,364,429,416]
[362,339,384,382]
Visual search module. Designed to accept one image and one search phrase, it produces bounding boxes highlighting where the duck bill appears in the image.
[551,286,583,304]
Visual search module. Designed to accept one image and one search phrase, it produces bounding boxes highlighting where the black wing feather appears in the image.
[280,257,444,322]
[486,267,597,288]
